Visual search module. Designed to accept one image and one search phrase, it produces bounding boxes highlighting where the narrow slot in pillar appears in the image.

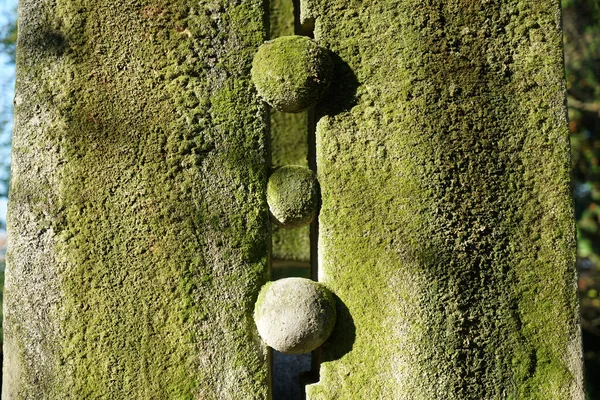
[269,0,313,398]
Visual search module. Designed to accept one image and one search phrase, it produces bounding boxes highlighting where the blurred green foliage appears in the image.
[563,0,600,398]
[0,9,16,64]
[0,5,15,370]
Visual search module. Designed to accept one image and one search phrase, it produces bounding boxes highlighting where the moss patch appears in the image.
[4,0,270,398]
[305,1,582,399]
[252,35,333,113]
[267,165,319,228]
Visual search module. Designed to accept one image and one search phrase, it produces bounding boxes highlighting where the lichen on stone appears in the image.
[304,0,583,399]
[267,165,319,228]
[251,35,333,113]
[254,277,336,354]
[4,0,271,398]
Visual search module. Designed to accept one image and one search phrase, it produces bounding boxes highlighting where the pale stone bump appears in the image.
[254,278,337,354]
[251,35,333,113]
[267,165,319,228]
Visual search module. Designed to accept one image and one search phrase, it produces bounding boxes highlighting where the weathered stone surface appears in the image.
[252,36,333,113]
[267,166,319,228]
[254,278,336,354]
[3,0,270,398]
[306,1,584,399]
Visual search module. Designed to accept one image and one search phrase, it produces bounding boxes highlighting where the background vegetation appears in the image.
[0,1,598,396]
[0,4,15,200]
[563,0,600,397]
[0,2,16,375]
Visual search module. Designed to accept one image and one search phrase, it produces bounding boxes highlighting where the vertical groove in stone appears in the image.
[307,104,322,384]
[269,1,313,399]
[269,0,311,270]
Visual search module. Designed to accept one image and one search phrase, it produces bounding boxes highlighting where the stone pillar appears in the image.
[4,0,585,398]
[305,1,584,399]
[3,0,270,398]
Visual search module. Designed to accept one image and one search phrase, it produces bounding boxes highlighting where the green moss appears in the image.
[305,1,582,399]
[251,35,333,113]
[268,0,311,269]
[271,225,311,263]
[267,165,319,228]
[271,110,309,167]
[270,0,295,38]
[5,0,271,398]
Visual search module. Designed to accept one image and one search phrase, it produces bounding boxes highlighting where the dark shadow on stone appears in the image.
[583,327,600,399]
[25,30,69,58]
[320,293,355,362]
[299,294,355,391]
[272,350,311,400]
[318,52,359,117]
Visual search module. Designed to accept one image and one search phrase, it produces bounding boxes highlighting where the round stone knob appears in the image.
[254,278,336,354]
[251,35,333,113]
[267,165,319,228]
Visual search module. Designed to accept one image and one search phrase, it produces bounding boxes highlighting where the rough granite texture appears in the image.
[269,0,311,265]
[305,0,584,399]
[3,0,270,398]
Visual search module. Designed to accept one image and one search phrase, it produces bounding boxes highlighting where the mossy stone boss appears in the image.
[267,165,319,228]
[251,36,333,113]
[254,278,336,354]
